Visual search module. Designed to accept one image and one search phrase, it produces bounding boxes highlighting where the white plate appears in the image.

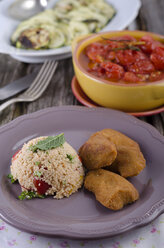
[0,0,141,63]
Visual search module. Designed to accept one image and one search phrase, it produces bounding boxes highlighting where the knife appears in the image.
[0,71,38,101]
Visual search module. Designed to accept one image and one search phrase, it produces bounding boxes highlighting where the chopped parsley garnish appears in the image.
[30,133,65,152]
[18,191,45,200]
[66,154,73,162]
[34,171,42,178]
[7,173,17,183]
[35,161,41,166]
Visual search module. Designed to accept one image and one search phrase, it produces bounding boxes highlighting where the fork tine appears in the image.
[29,61,58,97]
[25,60,55,94]
[26,60,50,89]
[30,61,58,98]
[0,60,58,112]
[31,62,58,97]
[25,60,53,94]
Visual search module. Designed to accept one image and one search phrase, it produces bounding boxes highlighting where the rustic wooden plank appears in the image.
[0,55,42,124]
[158,112,164,135]
[138,0,164,34]
[0,55,28,86]
[137,0,164,134]
[152,114,164,135]
[0,57,76,123]
[140,115,164,136]
[23,58,76,115]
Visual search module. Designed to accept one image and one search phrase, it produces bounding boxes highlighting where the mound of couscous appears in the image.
[10,134,84,199]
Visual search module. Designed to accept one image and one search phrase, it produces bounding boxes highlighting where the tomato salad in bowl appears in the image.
[84,35,164,83]
[72,30,164,112]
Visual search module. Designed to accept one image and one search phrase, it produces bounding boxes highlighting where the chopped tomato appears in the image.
[128,60,155,74]
[101,62,124,81]
[116,50,135,66]
[150,47,164,70]
[12,149,21,161]
[134,51,148,61]
[140,35,163,53]
[107,51,116,61]
[116,50,148,66]
[149,71,164,82]
[104,40,125,50]
[123,72,139,83]
[86,43,109,62]
[33,178,51,195]
[137,74,150,81]
[88,62,106,77]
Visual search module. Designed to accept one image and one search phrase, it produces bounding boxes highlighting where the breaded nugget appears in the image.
[84,169,139,210]
[98,129,146,177]
[79,133,117,170]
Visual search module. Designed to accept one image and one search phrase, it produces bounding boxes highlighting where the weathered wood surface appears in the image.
[0,0,164,135]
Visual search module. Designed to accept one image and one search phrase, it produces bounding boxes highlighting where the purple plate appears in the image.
[0,106,164,239]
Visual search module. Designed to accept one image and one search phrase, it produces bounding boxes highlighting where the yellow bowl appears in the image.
[72,30,164,112]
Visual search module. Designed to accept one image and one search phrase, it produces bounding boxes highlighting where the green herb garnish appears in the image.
[18,191,45,200]
[66,154,73,162]
[128,46,140,51]
[30,133,65,152]
[111,45,140,52]
[101,37,141,52]
[34,171,42,177]
[7,173,17,183]
[35,161,41,166]
[101,37,145,45]
[101,37,131,42]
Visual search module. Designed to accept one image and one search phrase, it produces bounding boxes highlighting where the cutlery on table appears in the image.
[0,60,58,112]
[8,0,48,20]
[0,72,38,101]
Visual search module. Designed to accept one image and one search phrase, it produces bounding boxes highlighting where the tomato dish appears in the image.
[81,35,164,83]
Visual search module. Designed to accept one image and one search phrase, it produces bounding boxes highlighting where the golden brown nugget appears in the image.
[98,129,146,177]
[84,169,139,210]
[79,133,117,170]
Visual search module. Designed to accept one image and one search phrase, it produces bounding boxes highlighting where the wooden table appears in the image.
[0,0,164,135]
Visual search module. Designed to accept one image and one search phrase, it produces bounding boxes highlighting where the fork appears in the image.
[0,60,58,112]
